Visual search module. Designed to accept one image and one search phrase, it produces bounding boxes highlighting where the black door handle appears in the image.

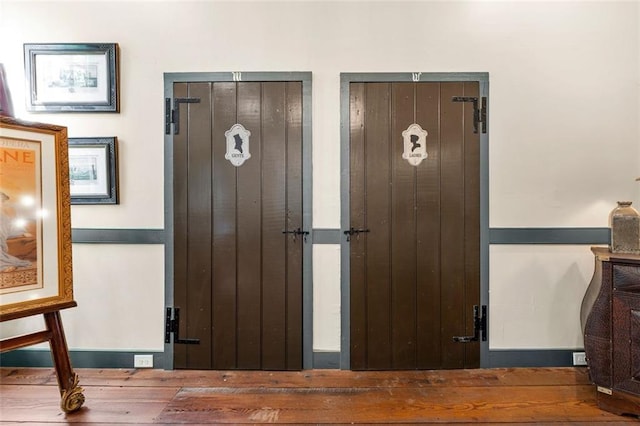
[343,227,370,242]
[282,227,309,242]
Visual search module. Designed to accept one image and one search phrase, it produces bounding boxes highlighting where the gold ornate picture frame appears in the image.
[0,116,75,321]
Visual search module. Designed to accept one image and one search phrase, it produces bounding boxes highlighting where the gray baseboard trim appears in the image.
[489,228,610,245]
[488,349,582,368]
[72,228,165,244]
[0,349,164,369]
[313,351,340,369]
[317,350,580,369]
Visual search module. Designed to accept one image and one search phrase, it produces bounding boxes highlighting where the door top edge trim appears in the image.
[164,71,312,83]
[340,72,489,83]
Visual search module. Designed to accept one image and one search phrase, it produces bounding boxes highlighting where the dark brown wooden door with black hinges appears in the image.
[349,81,480,370]
[172,81,303,370]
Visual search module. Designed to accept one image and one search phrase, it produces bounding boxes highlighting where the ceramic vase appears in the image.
[609,201,640,254]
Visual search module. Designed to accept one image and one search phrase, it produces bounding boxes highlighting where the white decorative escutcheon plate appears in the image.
[225,123,251,167]
[401,123,428,166]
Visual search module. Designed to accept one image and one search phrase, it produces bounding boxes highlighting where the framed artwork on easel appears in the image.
[0,116,75,321]
[0,116,84,413]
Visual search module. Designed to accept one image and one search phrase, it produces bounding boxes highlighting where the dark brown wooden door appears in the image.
[173,81,303,370]
[349,81,480,370]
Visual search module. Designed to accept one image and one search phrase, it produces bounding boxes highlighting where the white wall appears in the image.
[490,245,594,349]
[0,1,638,355]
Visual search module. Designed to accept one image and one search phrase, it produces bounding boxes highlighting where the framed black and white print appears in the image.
[68,137,118,204]
[24,43,119,112]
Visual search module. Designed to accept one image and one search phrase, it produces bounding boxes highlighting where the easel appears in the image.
[0,116,84,413]
[0,303,85,413]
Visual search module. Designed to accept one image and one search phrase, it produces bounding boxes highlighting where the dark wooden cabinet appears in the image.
[581,247,640,417]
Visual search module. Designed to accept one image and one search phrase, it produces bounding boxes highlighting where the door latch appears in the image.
[282,227,310,242]
[165,307,200,345]
[343,227,370,242]
[453,305,487,343]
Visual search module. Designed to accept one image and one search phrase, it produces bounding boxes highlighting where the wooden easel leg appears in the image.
[44,311,85,413]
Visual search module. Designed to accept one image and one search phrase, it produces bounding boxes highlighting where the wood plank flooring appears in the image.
[0,367,637,424]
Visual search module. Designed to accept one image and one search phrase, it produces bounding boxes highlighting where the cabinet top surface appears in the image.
[592,246,640,263]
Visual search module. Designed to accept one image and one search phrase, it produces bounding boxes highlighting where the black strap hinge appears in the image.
[453,305,487,343]
[165,97,201,135]
[165,307,200,345]
[451,96,487,134]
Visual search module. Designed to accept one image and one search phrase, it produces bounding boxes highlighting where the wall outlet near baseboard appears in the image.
[134,354,154,368]
[572,352,587,366]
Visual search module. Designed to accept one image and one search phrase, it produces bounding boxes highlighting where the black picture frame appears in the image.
[68,137,118,204]
[24,43,119,112]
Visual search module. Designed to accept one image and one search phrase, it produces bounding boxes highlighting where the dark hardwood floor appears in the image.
[0,367,637,424]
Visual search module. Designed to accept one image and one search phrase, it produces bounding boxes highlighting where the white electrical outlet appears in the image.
[134,354,154,368]
[573,352,587,366]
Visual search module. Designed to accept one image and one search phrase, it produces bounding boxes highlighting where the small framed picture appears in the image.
[24,43,119,112]
[68,137,118,204]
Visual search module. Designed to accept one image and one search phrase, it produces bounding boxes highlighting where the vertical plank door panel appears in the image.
[173,82,189,369]
[185,82,214,369]
[349,83,368,370]
[349,80,480,370]
[285,82,303,369]
[175,78,305,371]
[415,82,443,369]
[364,83,392,370]
[462,81,481,368]
[390,82,418,369]
[212,82,238,369]
[261,82,288,370]
[236,82,263,369]
[439,82,466,369]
